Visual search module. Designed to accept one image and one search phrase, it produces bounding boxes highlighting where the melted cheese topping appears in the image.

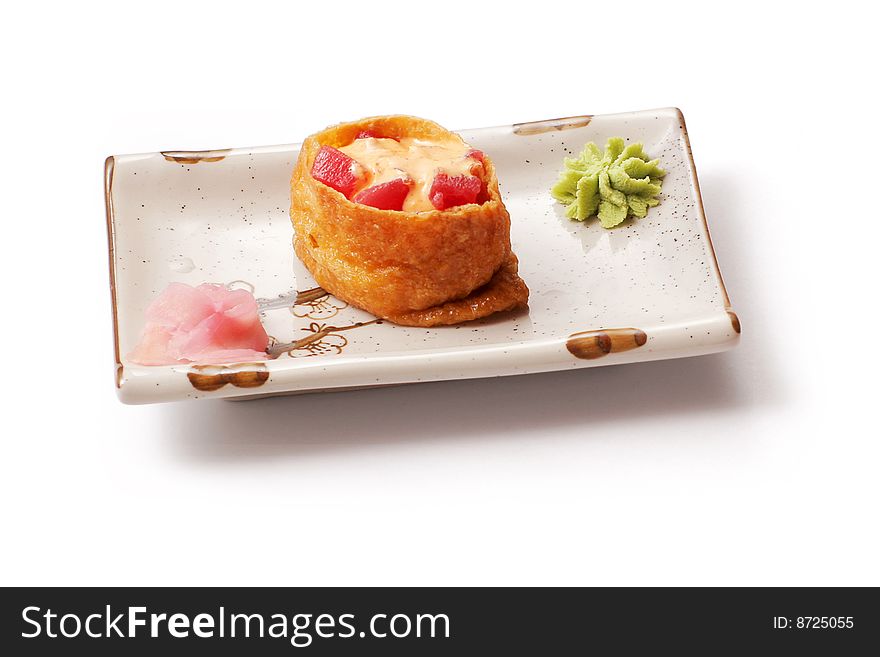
[339,136,479,212]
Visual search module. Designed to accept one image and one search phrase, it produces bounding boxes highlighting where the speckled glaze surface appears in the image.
[105,107,739,404]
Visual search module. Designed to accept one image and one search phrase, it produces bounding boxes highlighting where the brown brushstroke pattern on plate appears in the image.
[675,108,734,314]
[187,363,270,391]
[727,311,741,334]
[295,287,329,304]
[161,149,232,164]
[103,155,124,387]
[513,115,592,136]
[271,319,381,358]
[566,328,648,360]
[292,286,348,319]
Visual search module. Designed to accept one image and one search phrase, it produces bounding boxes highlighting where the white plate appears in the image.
[105,107,739,404]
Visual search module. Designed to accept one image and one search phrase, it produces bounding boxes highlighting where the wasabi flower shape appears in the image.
[550,137,665,228]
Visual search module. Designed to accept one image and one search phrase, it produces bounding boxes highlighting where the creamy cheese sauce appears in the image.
[339,136,479,212]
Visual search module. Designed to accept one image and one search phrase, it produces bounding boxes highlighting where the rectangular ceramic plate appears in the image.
[105,107,739,404]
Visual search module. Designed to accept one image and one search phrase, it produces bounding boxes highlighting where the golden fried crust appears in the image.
[384,254,529,326]
[290,115,529,326]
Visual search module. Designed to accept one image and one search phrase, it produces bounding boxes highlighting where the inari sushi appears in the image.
[289,115,528,327]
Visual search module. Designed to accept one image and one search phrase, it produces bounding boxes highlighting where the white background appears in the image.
[2,1,877,586]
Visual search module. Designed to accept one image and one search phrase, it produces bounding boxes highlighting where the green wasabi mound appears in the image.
[550,137,665,228]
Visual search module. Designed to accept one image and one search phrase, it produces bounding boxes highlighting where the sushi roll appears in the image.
[289,115,528,327]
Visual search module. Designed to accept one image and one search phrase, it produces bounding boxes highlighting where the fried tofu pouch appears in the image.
[289,115,528,327]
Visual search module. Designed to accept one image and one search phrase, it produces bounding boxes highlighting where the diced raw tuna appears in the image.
[127,283,269,365]
[466,149,486,176]
[311,145,366,197]
[429,173,482,210]
[353,178,412,211]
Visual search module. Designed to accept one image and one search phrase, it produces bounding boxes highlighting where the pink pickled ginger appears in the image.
[127,283,269,365]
